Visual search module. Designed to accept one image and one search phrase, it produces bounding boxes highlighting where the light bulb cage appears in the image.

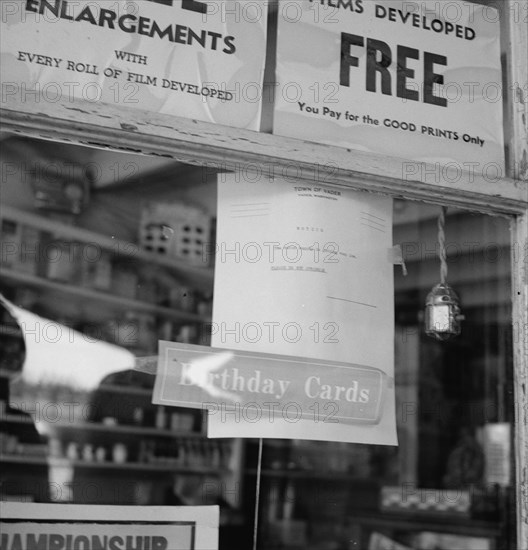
[425,282,464,341]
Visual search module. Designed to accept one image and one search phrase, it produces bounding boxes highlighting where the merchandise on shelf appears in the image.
[136,277,158,303]
[0,208,234,509]
[380,486,471,516]
[80,250,112,290]
[103,312,157,351]
[139,201,211,267]
[0,220,41,275]
[32,168,89,215]
[112,443,128,464]
[45,241,80,282]
[169,285,195,312]
[111,261,138,299]
[23,226,41,275]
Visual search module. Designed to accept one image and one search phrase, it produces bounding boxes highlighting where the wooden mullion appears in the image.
[501,1,528,546]
[1,97,527,216]
[511,208,528,548]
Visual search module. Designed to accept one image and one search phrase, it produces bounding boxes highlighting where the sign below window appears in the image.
[274,0,504,173]
[0,502,219,550]
[1,0,267,130]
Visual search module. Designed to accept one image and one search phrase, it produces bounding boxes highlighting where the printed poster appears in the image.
[0,0,267,130]
[274,0,504,171]
[0,502,219,550]
[209,173,396,445]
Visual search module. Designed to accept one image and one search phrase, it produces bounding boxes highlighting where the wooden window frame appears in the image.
[0,1,526,546]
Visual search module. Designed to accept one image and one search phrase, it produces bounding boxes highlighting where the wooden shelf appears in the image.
[0,205,214,290]
[45,421,203,438]
[348,511,502,538]
[0,324,23,338]
[244,468,363,482]
[0,267,208,324]
[0,413,35,425]
[246,438,366,454]
[98,383,153,397]
[0,454,228,474]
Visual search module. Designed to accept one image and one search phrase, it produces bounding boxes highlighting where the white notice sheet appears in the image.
[210,174,396,445]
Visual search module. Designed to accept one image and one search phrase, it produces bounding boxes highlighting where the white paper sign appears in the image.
[0,502,219,550]
[210,174,396,445]
[0,295,134,392]
[0,0,267,130]
[274,0,504,172]
[483,423,511,487]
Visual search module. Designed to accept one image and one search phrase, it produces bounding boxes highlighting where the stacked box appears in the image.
[139,202,211,267]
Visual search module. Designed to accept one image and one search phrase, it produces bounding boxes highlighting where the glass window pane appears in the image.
[0,138,517,550]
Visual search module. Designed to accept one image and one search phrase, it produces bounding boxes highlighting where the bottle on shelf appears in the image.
[112,443,127,464]
[156,406,167,430]
[82,444,94,462]
[133,407,144,426]
[46,241,79,282]
[66,442,78,461]
[111,262,138,299]
[95,446,106,463]
[80,250,112,291]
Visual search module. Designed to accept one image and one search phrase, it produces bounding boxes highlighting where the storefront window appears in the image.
[0,137,517,550]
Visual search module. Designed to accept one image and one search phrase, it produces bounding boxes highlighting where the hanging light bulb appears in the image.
[425,207,464,341]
